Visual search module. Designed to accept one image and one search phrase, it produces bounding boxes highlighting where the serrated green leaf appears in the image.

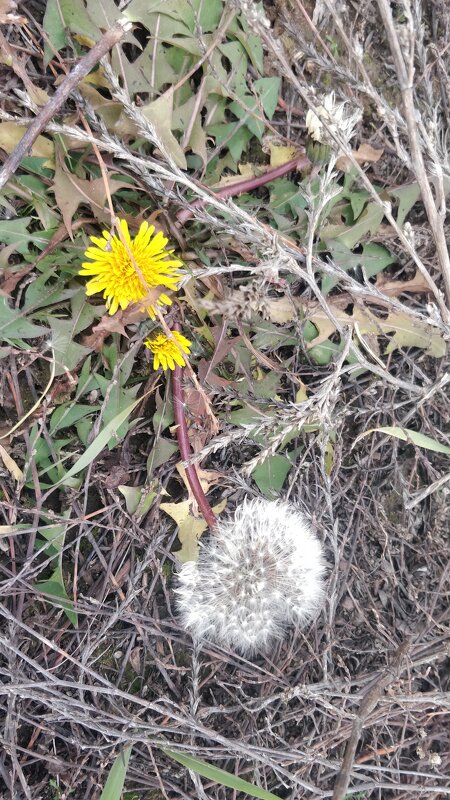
[253,76,280,119]
[321,201,385,249]
[0,217,36,253]
[208,123,252,162]
[390,183,421,227]
[0,297,48,341]
[322,241,396,293]
[50,317,91,376]
[230,19,264,72]
[24,272,77,312]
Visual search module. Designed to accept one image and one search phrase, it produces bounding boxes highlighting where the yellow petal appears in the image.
[108,297,119,315]
[118,218,131,244]
[173,351,186,367]
[90,235,108,248]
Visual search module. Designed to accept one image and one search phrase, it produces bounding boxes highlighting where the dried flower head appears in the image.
[80,218,183,317]
[306,91,361,147]
[144,329,192,371]
[175,498,326,656]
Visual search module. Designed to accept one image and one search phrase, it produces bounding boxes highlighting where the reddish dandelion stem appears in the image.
[171,332,217,530]
[176,154,310,224]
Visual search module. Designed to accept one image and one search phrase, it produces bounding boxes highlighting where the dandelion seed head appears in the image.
[175,498,326,656]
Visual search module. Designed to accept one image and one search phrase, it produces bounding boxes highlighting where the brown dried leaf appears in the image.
[53,158,129,238]
[375,269,430,297]
[336,143,384,171]
[265,296,446,358]
[176,463,223,507]
[82,290,166,351]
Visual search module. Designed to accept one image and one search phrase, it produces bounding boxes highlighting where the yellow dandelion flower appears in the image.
[79,218,183,317]
[144,329,192,371]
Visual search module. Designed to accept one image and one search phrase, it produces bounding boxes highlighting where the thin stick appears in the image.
[376,0,450,309]
[332,641,410,800]
[0,19,131,192]
[171,325,217,530]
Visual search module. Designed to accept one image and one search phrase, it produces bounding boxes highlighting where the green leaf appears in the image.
[23,269,76,311]
[0,217,34,253]
[321,201,385,249]
[96,350,140,446]
[152,392,174,432]
[0,297,48,341]
[141,89,187,169]
[252,454,291,497]
[43,0,69,58]
[50,403,96,434]
[195,0,222,30]
[49,317,91,376]
[354,426,450,455]
[230,18,264,71]
[36,564,78,627]
[147,437,178,473]
[38,520,67,555]
[390,183,421,227]
[349,191,369,220]
[322,241,396,293]
[383,311,446,358]
[118,485,156,516]
[253,77,280,119]
[269,178,307,217]
[99,747,132,800]
[53,396,144,487]
[163,749,282,800]
[252,319,298,350]
[208,123,252,163]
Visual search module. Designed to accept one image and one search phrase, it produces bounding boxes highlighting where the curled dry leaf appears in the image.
[82,289,167,351]
[375,269,431,297]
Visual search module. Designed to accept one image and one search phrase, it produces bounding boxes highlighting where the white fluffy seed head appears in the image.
[175,498,326,656]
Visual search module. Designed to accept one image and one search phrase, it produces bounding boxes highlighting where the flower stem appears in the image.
[171,326,217,530]
[176,153,310,224]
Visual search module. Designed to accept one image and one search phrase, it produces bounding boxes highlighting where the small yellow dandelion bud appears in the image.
[144,329,192,371]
